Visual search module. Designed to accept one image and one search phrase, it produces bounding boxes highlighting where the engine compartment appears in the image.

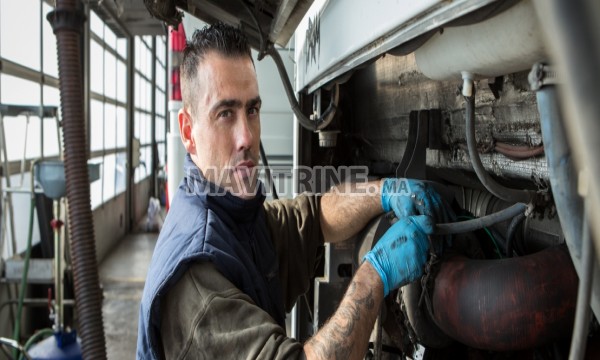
[291,2,600,358]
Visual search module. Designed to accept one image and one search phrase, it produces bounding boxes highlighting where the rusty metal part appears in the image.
[431,245,577,351]
[494,142,545,160]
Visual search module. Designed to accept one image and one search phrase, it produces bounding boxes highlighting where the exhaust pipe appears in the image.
[431,245,577,351]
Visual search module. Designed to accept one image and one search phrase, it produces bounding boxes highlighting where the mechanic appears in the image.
[137,22,449,360]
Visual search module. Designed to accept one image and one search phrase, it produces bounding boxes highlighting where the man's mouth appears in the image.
[235,161,256,178]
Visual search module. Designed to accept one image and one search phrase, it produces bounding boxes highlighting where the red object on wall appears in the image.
[168,23,186,101]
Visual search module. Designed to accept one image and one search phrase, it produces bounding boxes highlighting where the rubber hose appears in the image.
[464,95,533,204]
[267,47,337,131]
[435,202,527,235]
[505,212,526,257]
[431,245,577,351]
[47,1,107,358]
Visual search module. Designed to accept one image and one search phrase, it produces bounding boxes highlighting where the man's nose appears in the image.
[235,116,255,151]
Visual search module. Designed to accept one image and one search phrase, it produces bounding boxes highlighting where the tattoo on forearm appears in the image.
[307,282,375,359]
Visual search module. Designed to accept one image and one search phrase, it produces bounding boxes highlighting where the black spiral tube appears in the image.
[47,1,107,358]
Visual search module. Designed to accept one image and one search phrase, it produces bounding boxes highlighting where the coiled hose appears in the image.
[47,1,106,358]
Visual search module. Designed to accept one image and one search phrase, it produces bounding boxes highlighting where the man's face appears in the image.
[179,52,261,199]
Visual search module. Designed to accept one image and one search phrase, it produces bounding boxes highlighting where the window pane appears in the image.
[89,156,103,209]
[43,85,60,108]
[115,152,127,195]
[3,116,40,161]
[116,106,127,148]
[43,116,60,157]
[141,114,150,145]
[146,80,152,111]
[43,86,61,157]
[134,73,141,109]
[42,2,58,77]
[0,0,41,70]
[104,103,116,149]
[103,153,116,202]
[90,40,104,95]
[116,60,127,103]
[134,37,141,70]
[90,100,104,151]
[1,74,41,105]
[104,25,117,50]
[90,11,104,36]
[158,143,166,167]
[117,38,128,59]
[156,117,165,142]
[155,89,165,116]
[105,51,116,99]
[134,111,141,139]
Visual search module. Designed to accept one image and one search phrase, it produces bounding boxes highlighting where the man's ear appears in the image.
[179,108,196,154]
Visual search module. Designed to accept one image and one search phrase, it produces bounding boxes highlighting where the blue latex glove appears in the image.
[381,178,443,217]
[363,215,433,296]
[381,178,447,220]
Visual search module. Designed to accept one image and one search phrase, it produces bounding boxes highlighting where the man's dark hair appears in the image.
[180,22,253,112]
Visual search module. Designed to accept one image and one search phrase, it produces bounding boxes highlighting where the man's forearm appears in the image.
[304,262,384,360]
[320,179,384,243]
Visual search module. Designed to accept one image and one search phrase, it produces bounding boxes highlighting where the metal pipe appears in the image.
[47,1,107,358]
[531,0,600,261]
[431,245,578,351]
[568,205,594,360]
[535,84,584,258]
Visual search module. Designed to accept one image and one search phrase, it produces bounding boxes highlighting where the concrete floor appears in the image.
[99,231,157,360]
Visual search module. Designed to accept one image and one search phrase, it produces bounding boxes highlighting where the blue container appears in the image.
[27,335,82,360]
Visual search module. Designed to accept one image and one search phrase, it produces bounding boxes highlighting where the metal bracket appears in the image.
[528,63,560,91]
[396,110,430,179]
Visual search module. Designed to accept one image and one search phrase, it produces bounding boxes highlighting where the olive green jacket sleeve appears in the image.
[160,194,323,359]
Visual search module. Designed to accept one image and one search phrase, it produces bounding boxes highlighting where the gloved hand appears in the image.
[363,215,433,297]
[381,178,446,219]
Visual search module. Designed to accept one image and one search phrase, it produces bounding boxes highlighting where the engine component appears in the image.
[431,245,577,351]
[415,0,547,81]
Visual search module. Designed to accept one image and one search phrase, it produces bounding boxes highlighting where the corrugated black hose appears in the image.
[47,1,107,359]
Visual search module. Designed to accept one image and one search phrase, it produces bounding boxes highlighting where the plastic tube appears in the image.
[463,82,533,204]
[435,203,527,235]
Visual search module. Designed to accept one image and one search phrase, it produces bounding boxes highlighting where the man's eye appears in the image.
[218,110,233,118]
[248,107,259,116]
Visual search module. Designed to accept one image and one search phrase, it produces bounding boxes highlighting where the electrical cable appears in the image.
[435,202,527,235]
[505,212,526,257]
[456,215,503,258]
[259,141,278,200]
[464,92,533,204]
